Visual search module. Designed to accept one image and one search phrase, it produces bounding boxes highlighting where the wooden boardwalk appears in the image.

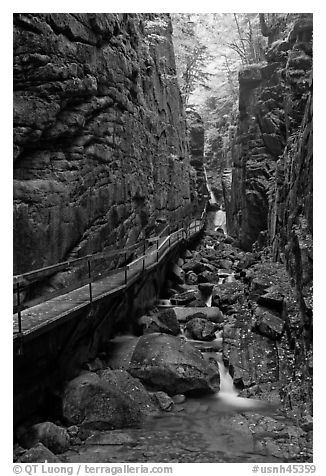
[13,218,204,340]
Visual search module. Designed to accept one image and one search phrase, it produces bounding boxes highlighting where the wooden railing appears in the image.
[13,209,206,333]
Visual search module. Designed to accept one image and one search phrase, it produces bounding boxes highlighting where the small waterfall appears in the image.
[203,352,278,413]
[205,294,212,307]
[213,206,227,234]
[214,353,238,395]
[204,167,217,206]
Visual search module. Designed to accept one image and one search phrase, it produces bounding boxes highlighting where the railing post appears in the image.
[16,282,23,356]
[17,282,22,334]
[87,260,93,303]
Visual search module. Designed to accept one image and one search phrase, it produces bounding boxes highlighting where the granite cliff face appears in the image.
[225,13,313,341]
[14,13,192,279]
[186,109,209,211]
[227,14,312,252]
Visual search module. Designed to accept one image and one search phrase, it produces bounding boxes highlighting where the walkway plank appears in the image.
[13,220,203,339]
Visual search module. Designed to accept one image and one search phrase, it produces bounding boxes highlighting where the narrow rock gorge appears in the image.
[224,14,313,345]
[13,12,313,465]
[14,13,197,280]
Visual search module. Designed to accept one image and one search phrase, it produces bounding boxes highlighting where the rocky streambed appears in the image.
[14,229,313,463]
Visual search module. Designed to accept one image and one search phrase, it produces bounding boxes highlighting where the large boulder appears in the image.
[252,306,285,340]
[170,290,198,306]
[18,442,61,463]
[185,317,219,341]
[150,391,174,411]
[98,369,157,414]
[110,333,220,395]
[138,308,180,336]
[62,372,142,430]
[197,270,215,283]
[19,421,70,454]
[173,307,224,324]
[106,336,140,370]
[185,271,198,284]
[257,287,285,313]
[212,281,246,312]
[217,259,233,270]
[236,252,257,270]
[183,249,193,259]
[248,263,291,302]
[198,283,215,295]
[182,259,206,274]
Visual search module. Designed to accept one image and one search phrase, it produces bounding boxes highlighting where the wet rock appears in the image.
[257,288,285,313]
[176,258,184,267]
[182,260,206,274]
[62,372,142,430]
[183,250,193,259]
[198,283,215,295]
[172,394,186,404]
[19,421,70,454]
[139,309,180,336]
[212,282,245,312]
[218,259,233,270]
[13,444,25,462]
[300,415,313,432]
[236,253,257,270]
[170,290,198,306]
[83,357,104,372]
[151,391,174,411]
[67,426,79,437]
[185,271,198,285]
[173,307,224,324]
[99,369,157,415]
[105,336,139,370]
[197,270,215,283]
[156,308,181,335]
[240,382,282,405]
[252,306,285,340]
[185,318,219,341]
[223,322,279,389]
[127,334,220,395]
[248,263,291,301]
[202,262,218,272]
[222,235,235,245]
[187,339,223,352]
[251,418,308,461]
[18,442,61,463]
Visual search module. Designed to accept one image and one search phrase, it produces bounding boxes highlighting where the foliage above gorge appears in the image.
[171,13,269,162]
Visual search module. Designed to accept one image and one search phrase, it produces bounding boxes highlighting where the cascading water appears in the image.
[203,352,278,413]
[204,167,217,207]
[204,167,227,234]
[213,206,227,234]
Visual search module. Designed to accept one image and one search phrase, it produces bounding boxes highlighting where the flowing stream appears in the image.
[204,168,227,233]
[61,212,296,464]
